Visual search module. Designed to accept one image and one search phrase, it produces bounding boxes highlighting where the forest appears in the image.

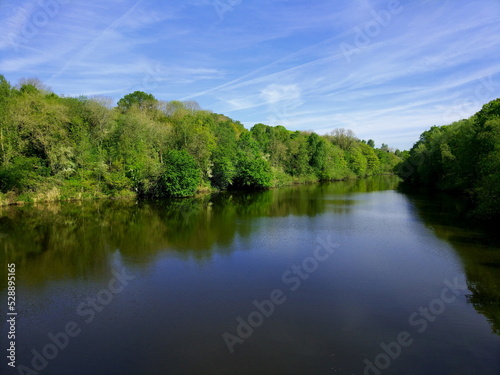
[397,98,500,219]
[0,75,401,205]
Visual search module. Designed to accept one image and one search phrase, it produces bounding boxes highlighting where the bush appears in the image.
[233,156,272,189]
[160,150,200,197]
[0,156,49,192]
[271,167,293,187]
[210,153,236,190]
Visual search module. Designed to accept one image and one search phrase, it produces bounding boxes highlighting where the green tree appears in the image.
[117,91,157,113]
[346,144,367,176]
[328,128,357,151]
[233,132,272,189]
[9,87,73,176]
[359,142,380,175]
[287,131,310,176]
[0,75,407,204]
[399,98,500,219]
[307,133,328,179]
[0,75,14,166]
[171,111,216,178]
[160,149,200,197]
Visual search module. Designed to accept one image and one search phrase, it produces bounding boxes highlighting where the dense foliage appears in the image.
[397,98,500,219]
[0,75,401,204]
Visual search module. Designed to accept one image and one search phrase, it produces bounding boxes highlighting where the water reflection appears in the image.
[1,175,500,374]
[0,175,399,288]
[1,175,498,339]
[401,188,500,335]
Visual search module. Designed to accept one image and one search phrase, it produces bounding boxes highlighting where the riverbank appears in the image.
[0,173,391,207]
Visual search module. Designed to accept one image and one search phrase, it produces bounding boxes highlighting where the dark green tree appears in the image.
[233,132,272,189]
[160,149,200,197]
[117,91,157,112]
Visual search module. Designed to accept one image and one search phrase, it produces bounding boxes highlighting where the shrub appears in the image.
[160,150,200,197]
[233,156,272,189]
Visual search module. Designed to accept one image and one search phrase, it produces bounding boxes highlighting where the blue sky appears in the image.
[1,0,499,150]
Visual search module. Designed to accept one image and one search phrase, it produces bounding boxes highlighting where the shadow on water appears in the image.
[400,186,500,336]
[0,175,398,288]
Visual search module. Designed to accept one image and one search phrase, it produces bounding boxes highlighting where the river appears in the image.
[1,175,499,375]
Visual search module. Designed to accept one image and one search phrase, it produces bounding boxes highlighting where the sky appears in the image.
[0,0,499,150]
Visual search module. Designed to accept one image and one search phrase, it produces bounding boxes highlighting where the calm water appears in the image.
[1,176,499,375]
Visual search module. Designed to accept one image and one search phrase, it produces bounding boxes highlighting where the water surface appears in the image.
[1,176,499,374]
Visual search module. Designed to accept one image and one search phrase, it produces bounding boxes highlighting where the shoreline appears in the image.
[0,173,397,207]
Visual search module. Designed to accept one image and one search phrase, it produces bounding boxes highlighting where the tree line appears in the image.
[397,98,500,219]
[0,76,401,204]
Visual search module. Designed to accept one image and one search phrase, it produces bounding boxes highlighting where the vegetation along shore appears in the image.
[0,76,498,220]
[0,76,401,204]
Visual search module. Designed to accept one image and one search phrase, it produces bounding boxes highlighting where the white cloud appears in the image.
[1,0,499,149]
[261,84,301,104]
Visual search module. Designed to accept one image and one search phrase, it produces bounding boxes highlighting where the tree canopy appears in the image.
[117,91,157,112]
[0,76,402,204]
[397,98,500,219]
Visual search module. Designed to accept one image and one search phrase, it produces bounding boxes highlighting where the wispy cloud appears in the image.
[1,0,498,149]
